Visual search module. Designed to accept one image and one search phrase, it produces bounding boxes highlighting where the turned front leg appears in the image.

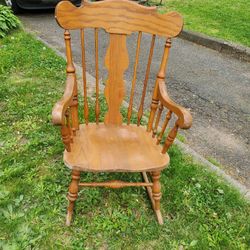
[66,170,80,226]
[152,171,163,224]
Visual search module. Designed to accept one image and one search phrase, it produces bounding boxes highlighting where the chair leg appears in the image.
[66,170,80,226]
[152,171,163,225]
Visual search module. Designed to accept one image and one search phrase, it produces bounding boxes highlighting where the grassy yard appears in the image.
[0,31,250,249]
[151,0,250,47]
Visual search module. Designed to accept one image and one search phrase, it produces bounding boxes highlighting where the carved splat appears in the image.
[104,34,129,125]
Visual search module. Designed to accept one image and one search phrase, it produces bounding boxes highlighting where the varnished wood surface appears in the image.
[52,74,76,125]
[162,121,179,153]
[137,35,155,126]
[158,80,192,129]
[55,0,183,37]
[78,180,153,188]
[147,39,172,132]
[152,171,163,224]
[64,123,169,172]
[127,31,142,125]
[157,110,172,144]
[52,0,193,225]
[80,29,89,124]
[104,34,129,125]
[95,28,100,124]
[66,170,80,226]
[142,172,163,224]
[153,103,163,137]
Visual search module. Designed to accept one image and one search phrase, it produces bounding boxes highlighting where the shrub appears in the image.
[0,5,20,38]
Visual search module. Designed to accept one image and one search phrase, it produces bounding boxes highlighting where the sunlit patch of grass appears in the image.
[0,31,249,249]
[150,0,250,47]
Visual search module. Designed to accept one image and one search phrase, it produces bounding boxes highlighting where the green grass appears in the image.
[0,31,250,249]
[151,0,250,47]
[207,157,223,169]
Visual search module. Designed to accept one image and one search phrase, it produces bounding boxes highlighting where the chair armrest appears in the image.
[52,75,76,125]
[158,80,192,129]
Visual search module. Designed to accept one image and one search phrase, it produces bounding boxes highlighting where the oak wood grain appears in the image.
[80,29,89,125]
[137,35,155,126]
[64,123,169,172]
[104,34,129,125]
[152,171,163,224]
[158,80,192,129]
[162,122,179,154]
[66,170,80,226]
[157,110,172,144]
[78,180,153,188]
[127,31,142,125]
[55,0,183,37]
[64,30,79,133]
[52,74,76,126]
[95,28,100,124]
[153,103,163,138]
[147,39,171,132]
[52,0,193,225]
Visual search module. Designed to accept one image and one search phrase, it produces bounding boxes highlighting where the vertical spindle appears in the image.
[61,121,71,152]
[162,120,179,153]
[64,30,79,134]
[80,29,89,125]
[95,28,100,124]
[137,35,155,126]
[157,110,172,144]
[152,103,163,138]
[66,109,73,143]
[127,31,142,125]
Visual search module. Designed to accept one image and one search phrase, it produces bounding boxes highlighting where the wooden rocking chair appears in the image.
[52,0,192,225]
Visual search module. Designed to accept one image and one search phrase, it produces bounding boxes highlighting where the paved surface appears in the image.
[19,11,250,188]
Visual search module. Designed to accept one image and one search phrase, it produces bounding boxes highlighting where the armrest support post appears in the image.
[61,124,71,152]
[147,38,172,132]
[69,78,79,135]
[65,30,79,133]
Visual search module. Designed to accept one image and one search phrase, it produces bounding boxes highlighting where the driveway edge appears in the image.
[31,30,250,201]
[175,140,250,200]
[180,30,250,62]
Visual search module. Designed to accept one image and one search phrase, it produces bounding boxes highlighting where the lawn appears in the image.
[0,31,250,249]
[152,0,250,47]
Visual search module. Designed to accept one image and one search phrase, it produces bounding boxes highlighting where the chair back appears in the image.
[55,0,183,127]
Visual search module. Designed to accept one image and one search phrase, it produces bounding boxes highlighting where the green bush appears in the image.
[0,5,20,38]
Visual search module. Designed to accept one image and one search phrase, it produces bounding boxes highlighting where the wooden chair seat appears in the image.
[64,123,169,172]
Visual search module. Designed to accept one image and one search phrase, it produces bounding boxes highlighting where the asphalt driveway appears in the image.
[19,10,250,188]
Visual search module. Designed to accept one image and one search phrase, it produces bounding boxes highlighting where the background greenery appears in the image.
[1,0,249,46]
[0,31,249,249]
[0,5,20,38]
[150,0,250,47]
